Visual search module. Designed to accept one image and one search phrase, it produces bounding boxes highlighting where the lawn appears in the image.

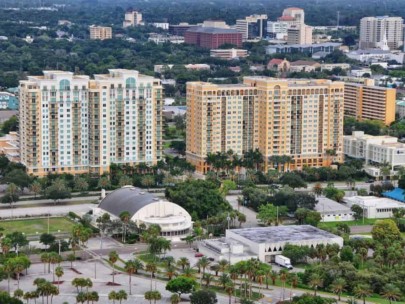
[0,217,76,235]
[318,218,379,229]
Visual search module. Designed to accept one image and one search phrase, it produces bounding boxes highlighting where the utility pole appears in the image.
[337,11,340,29]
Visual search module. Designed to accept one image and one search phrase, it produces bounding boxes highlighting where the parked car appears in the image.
[195,253,204,258]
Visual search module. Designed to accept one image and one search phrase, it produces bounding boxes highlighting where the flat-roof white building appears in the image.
[344,196,405,219]
[316,196,355,222]
[344,131,405,170]
[222,226,343,263]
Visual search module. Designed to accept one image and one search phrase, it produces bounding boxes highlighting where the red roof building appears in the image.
[184,27,242,49]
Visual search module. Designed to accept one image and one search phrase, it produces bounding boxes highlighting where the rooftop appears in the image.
[227,225,341,244]
[315,196,352,214]
[291,60,320,66]
[345,195,405,208]
[186,26,240,34]
[268,42,341,49]
[98,186,162,218]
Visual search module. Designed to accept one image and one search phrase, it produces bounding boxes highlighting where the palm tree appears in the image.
[170,293,180,304]
[55,266,64,291]
[124,260,137,295]
[197,256,211,276]
[380,163,391,181]
[176,257,190,271]
[202,273,214,287]
[108,251,119,283]
[270,270,278,286]
[165,265,177,280]
[218,273,231,289]
[14,288,23,300]
[145,262,157,289]
[108,291,118,304]
[30,181,42,198]
[48,252,62,283]
[225,282,235,304]
[217,259,229,275]
[381,284,401,304]
[117,290,128,304]
[330,278,346,301]
[309,273,323,296]
[354,283,372,304]
[182,266,196,278]
[119,211,131,243]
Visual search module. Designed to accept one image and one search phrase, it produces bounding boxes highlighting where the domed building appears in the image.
[93,186,192,240]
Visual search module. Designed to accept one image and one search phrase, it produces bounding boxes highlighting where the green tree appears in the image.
[39,233,56,250]
[30,181,43,198]
[141,175,155,190]
[45,179,71,204]
[190,289,217,304]
[166,276,198,297]
[351,204,364,220]
[371,219,401,244]
[97,176,111,190]
[55,266,64,291]
[279,173,307,189]
[1,115,18,133]
[170,293,181,304]
[304,211,322,227]
[4,169,31,192]
[257,204,287,226]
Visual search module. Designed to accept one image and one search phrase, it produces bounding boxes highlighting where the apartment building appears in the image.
[344,79,396,125]
[359,16,404,50]
[19,70,163,176]
[123,10,143,28]
[186,77,344,173]
[344,131,405,169]
[89,25,112,40]
[236,14,268,41]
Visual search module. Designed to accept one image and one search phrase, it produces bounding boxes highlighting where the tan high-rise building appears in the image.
[89,25,112,40]
[344,79,396,125]
[186,77,344,173]
[359,16,404,50]
[287,25,313,45]
[123,10,143,28]
[19,70,163,176]
[279,7,305,27]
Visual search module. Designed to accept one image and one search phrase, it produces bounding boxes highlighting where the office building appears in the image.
[210,48,248,60]
[287,25,313,45]
[266,42,341,55]
[186,77,344,173]
[184,27,242,48]
[123,10,143,28]
[267,21,289,39]
[344,79,396,125]
[227,226,342,263]
[169,23,197,36]
[89,25,112,40]
[19,69,163,177]
[344,196,405,219]
[315,197,355,222]
[236,14,268,41]
[344,131,405,170]
[0,132,19,162]
[359,16,404,50]
[202,20,229,29]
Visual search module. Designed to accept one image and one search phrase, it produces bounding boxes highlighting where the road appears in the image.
[0,203,94,218]
[226,195,259,227]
